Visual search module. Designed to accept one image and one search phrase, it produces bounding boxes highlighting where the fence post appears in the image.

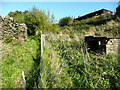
[39,33,45,88]
[22,71,26,90]
[0,19,2,89]
[41,34,45,57]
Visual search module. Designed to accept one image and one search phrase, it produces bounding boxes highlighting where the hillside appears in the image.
[2,37,40,88]
[59,15,120,38]
[1,9,120,88]
[40,16,120,88]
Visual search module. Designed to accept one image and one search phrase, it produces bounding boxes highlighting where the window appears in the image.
[99,41,101,45]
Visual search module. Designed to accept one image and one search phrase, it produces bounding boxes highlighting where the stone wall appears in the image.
[0,15,27,41]
[106,39,120,54]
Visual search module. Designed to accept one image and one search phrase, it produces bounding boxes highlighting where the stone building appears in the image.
[85,36,120,54]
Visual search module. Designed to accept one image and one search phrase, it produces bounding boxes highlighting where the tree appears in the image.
[115,5,120,17]
[8,11,25,23]
[8,6,57,36]
[59,17,73,26]
[24,7,52,36]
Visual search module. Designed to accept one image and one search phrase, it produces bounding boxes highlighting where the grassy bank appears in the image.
[2,8,120,88]
[2,37,40,88]
[41,34,120,88]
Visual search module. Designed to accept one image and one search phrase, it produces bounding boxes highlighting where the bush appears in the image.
[8,7,58,36]
[115,5,120,17]
[8,11,25,23]
[24,7,50,36]
[59,17,73,26]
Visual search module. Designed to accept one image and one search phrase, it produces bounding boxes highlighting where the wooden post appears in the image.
[0,21,2,89]
[22,71,26,90]
[41,34,45,57]
[0,44,1,88]
[39,33,45,88]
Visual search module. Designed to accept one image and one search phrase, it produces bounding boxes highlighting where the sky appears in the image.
[1,0,120,2]
[0,1,119,22]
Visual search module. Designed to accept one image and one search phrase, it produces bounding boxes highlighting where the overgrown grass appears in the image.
[60,15,120,38]
[3,11,120,88]
[42,34,120,88]
[42,40,73,88]
[2,37,40,88]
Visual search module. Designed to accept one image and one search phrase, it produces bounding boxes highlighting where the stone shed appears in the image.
[85,36,120,54]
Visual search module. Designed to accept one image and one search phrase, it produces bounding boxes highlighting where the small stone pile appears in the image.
[106,39,120,54]
[0,15,27,41]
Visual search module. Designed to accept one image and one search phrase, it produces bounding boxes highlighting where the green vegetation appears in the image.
[115,5,120,17]
[59,17,73,26]
[24,7,51,35]
[8,7,59,36]
[2,6,120,88]
[2,37,40,88]
[8,11,25,23]
[42,40,73,88]
[4,35,13,43]
[40,11,120,88]
[42,34,119,88]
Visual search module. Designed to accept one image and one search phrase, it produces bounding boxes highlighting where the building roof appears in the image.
[75,9,113,20]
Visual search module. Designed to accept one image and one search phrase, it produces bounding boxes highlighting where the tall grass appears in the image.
[2,37,40,88]
[42,33,120,88]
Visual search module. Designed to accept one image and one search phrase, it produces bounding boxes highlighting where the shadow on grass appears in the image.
[25,39,41,88]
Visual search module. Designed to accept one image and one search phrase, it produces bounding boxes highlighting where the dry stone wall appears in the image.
[106,39,120,54]
[0,15,27,41]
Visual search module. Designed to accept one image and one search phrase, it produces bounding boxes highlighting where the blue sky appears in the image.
[1,0,120,2]
[1,1,119,22]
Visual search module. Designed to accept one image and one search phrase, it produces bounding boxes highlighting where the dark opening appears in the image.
[85,36,110,54]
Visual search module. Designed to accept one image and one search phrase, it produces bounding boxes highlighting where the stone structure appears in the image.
[106,39,120,54]
[85,36,120,54]
[0,15,27,41]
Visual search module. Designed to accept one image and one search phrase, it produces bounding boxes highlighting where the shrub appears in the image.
[8,7,57,36]
[115,5,120,17]
[59,17,73,26]
[24,7,58,36]
[24,7,50,36]
[8,11,25,23]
